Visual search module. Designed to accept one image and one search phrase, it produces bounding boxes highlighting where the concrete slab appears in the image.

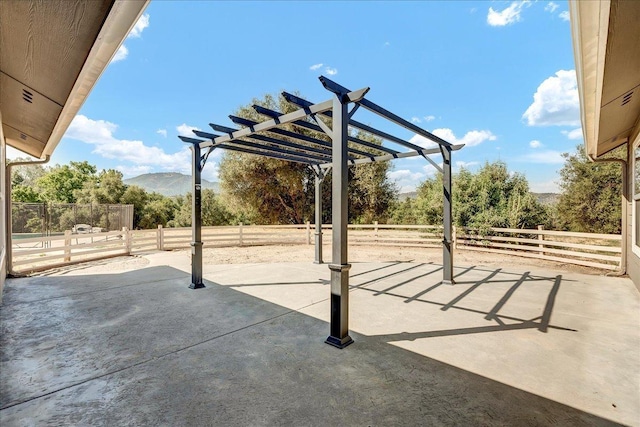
[1,255,639,426]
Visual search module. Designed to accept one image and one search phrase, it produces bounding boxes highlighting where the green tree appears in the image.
[138,195,178,230]
[121,185,150,229]
[36,161,97,203]
[392,161,548,229]
[12,185,42,203]
[171,189,232,227]
[556,145,623,233]
[75,169,126,204]
[220,93,396,224]
[10,158,47,187]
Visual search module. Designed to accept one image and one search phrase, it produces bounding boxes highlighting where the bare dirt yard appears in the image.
[39,243,612,277]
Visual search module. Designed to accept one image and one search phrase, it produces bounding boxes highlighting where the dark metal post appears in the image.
[442,146,454,285]
[189,143,205,289]
[325,95,353,349]
[314,173,323,264]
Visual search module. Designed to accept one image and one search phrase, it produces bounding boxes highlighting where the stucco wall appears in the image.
[627,136,640,292]
[1,109,6,303]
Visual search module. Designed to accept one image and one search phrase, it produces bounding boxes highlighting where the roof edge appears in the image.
[569,0,611,160]
[42,0,150,158]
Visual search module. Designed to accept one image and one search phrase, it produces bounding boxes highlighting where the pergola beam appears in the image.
[282,91,426,152]
[319,144,464,168]
[198,128,334,160]
[180,136,319,165]
[226,116,354,160]
[252,104,400,156]
[198,87,369,149]
[319,76,453,149]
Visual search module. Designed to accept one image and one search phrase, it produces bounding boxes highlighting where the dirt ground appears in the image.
[37,243,613,277]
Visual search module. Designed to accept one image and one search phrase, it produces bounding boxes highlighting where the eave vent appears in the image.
[22,89,33,104]
[621,91,633,106]
[20,133,27,140]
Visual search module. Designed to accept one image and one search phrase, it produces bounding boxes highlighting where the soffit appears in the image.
[596,0,640,156]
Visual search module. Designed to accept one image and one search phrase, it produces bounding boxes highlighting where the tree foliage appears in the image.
[555,145,623,233]
[171,189,233,227]
[36,161,97,203]
[219,93,397,224]
[390,161,548,229]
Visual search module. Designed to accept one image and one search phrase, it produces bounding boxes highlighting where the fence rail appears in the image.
[10,223,622,273]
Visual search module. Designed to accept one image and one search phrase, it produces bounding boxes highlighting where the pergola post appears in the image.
[314,172,324,264]
[189,143,205,289]
[442,145,454,285]
[325,95,353,349]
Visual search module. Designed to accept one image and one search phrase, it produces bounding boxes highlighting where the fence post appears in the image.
[157,224,164,251]
[123,227,131,254]
[64,230,72,262]
[538,225,544,255]
[306,221,311,244]
[239,223,243,246]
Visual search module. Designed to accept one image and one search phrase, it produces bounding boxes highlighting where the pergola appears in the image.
[179,76,463,348]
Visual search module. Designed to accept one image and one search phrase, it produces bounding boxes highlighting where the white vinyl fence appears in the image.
[10,223,622,273]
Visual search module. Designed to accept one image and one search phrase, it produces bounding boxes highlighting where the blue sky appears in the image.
[8,0,581,193]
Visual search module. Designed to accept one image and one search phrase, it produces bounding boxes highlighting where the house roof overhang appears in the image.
[570,0,640,158]
[0,0,149,159]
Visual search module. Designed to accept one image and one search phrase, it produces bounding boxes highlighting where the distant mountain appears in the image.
[124,173,220,197]
[531,192,560,205]
[398,191,417,201]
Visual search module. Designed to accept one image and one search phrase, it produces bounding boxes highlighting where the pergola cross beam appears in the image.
[252,105,400,156]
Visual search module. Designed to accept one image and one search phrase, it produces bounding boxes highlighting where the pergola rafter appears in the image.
[180,76,463,349]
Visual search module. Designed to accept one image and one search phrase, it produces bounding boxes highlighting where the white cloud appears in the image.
[519,150,564,164]
[545,2,559,13]
[423,160,477,176]
[111,14,149,63]
[383,41,391,47]
[424,115,436,122]
[176,123,201,136]
[487,1,530,27]
[529,140,543,148]
[411,117,422,123]
[455,161,479,169]
[561,127,583,140]
[522,70,580,126]
[530,179,560,193]
[559,11,570,21]
[112,45,128,62]
[410,128,496,149]
[309,63,323,71]
[117,165,152,177]
[325,67,338,76]
[387,169,426,193]
[129,13,150,38]
[65,115,199,176]
[157,129,167,138]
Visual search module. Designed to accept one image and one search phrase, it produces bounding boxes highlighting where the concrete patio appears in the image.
[1,251,639,426]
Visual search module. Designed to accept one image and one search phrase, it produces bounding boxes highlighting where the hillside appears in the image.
[531,192,560,205]
[124,173,220,197]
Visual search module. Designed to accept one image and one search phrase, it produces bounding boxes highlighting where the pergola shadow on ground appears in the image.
[1,256,638,425]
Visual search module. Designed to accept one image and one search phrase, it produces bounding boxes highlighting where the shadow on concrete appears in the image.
[0,265,622,425]
[356,263,574,334]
